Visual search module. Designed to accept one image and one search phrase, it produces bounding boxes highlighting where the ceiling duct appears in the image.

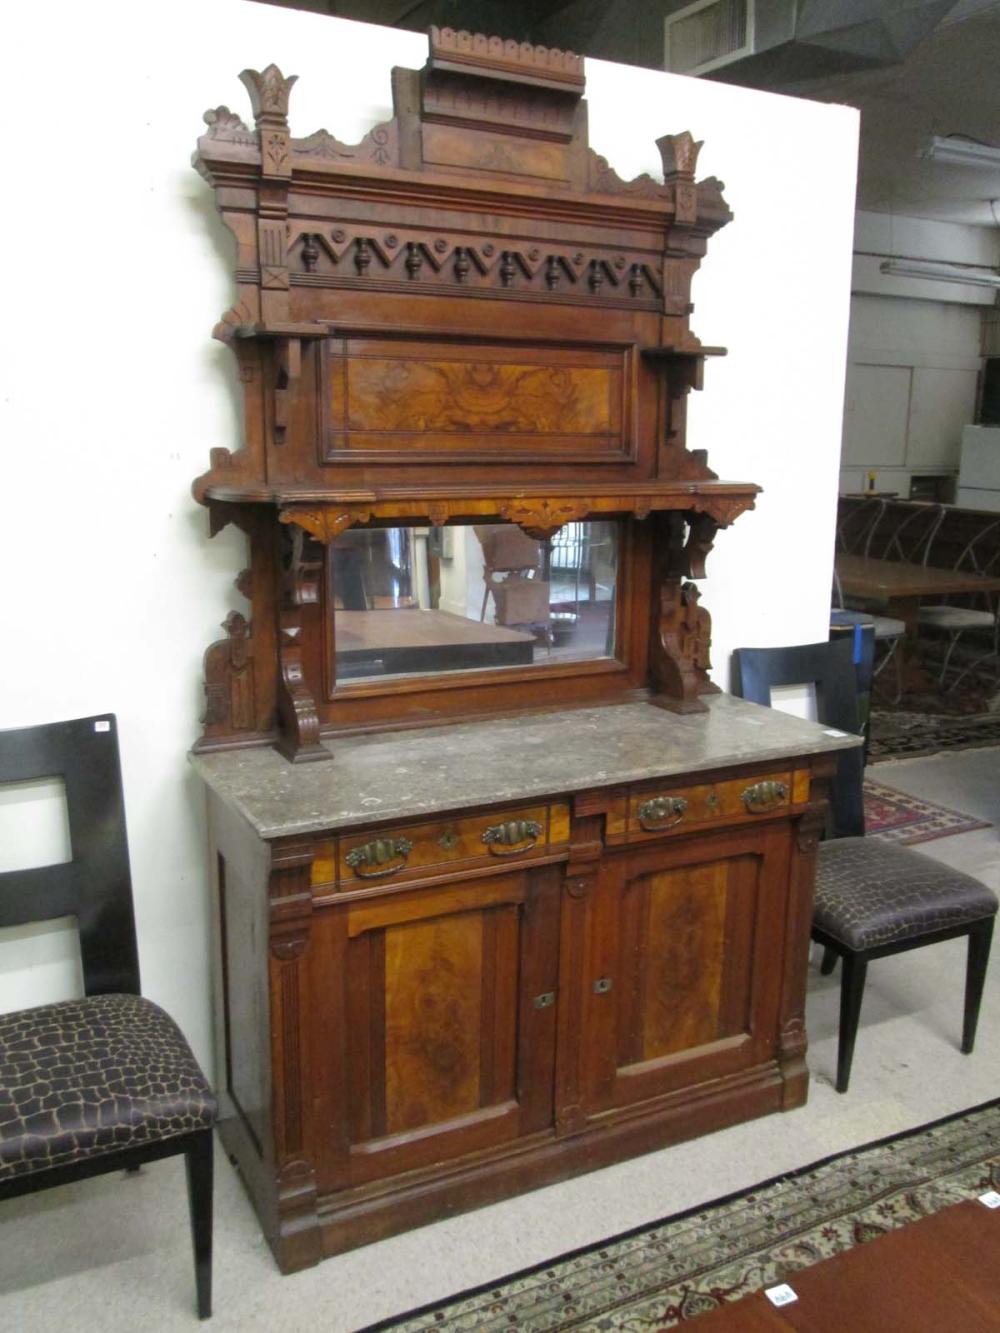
[665,0,961,87]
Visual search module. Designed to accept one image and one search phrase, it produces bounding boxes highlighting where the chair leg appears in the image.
[185,1131,214,1320]
[820,946,839,976]
[837,953,868,1094]
[962,919,995,1054]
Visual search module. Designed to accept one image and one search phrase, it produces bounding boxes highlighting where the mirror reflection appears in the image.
[331,521,619,682]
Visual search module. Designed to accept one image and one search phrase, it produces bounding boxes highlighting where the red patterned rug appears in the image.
[864,779,991,845]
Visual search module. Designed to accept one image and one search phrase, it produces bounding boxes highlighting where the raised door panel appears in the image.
[329,866,559,1188]
[579,825,790,1117]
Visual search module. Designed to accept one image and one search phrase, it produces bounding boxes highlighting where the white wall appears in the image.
[0,1,858,1065]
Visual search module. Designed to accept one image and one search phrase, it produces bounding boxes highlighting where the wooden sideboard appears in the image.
[193,698,856,1271]
[189,30,858,1272]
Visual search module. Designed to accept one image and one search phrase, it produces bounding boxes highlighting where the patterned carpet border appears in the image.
[363,1098,1000,1332]
[863,778,992,845]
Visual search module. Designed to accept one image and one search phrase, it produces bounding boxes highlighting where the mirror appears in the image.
[330,521,619,683]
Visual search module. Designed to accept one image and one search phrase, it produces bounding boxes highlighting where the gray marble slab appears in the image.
[190,695,861,840]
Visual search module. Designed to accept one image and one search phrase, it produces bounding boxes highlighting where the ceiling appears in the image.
[260,0,1000,228]
[772,0,1000,228]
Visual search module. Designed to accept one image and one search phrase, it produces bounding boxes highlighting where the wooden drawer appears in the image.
[610,768,809,841]
[311,802,570,889]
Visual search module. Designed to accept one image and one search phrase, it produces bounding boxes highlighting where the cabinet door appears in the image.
[578,824,791,1116]
[325,865,559,1189]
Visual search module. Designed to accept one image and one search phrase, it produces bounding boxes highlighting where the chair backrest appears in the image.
[0,714,140,996]
[881,502,945,565]
[730,637,865,839]
[836,497,885,555]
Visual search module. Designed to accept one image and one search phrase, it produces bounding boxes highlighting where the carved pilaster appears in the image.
[240,64,296,323]
[267,837,322,1270]
[269,838,315,964]
[779,805,826,1108]
[555,797,606,1137]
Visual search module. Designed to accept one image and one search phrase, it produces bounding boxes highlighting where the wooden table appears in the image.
[691,1200,1000,1330]
[835,553,1000,690]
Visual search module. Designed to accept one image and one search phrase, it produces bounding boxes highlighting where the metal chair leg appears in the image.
[962,919,994,1054]
[837,953,868,1094]
[185,1130,214,1320]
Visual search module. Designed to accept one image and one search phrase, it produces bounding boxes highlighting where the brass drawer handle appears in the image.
[483,819,543,856]
[741,781,788,814]
[637,796,688,830]
[345,836,413,878]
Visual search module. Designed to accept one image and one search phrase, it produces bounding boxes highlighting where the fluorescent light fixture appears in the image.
[920,135,1000,169]
[879,258,1000,289]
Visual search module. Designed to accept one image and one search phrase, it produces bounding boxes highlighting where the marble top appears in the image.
[190,695,860,840]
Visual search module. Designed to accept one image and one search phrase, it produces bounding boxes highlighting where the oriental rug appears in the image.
[365,1099,1000,1332]
[869,710,1000,763]
[863,777,991,845]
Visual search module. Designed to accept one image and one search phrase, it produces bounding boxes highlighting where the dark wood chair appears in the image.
[0,715,216,1318]
[731,639,997,1093]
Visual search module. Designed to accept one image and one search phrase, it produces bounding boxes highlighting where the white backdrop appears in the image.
[0,1,859,1065]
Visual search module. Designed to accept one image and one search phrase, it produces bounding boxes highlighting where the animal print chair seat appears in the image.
[0,993,216,1183]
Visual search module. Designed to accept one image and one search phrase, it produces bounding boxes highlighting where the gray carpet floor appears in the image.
[3,746,1000,1331]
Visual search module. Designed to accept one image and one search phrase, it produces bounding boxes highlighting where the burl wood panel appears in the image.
[323,337,626,461]
[341,870,548,1184]
[619,855,757,1066]
[383,913,488,1134]
[644,863,725,1057]
[581,824,790,1118]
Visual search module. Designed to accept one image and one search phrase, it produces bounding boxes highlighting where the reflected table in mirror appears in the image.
[336,608,536,679]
